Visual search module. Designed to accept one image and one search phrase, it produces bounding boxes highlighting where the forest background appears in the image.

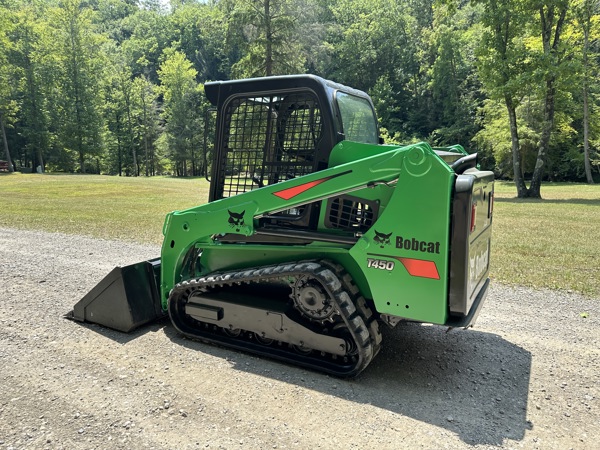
[1,0,599,197]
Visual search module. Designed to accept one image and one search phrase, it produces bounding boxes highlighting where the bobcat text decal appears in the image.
[396,236,440,254]
[469,243,490,283]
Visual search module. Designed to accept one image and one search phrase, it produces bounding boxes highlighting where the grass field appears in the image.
[0,173,209,244]
[492,181,599,296]
[1,173,599,296]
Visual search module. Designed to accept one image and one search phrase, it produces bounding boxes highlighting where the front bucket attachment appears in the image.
[67,258,165,332]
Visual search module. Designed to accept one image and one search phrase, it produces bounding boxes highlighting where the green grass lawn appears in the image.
[492,181,599,296]
[1,173,599,296]
[0,173,210,244]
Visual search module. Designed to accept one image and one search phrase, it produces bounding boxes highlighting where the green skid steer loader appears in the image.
[68,75,494,377]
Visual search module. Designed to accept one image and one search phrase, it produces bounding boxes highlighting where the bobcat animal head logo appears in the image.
[228,210,245,232]
[373,230,392,248]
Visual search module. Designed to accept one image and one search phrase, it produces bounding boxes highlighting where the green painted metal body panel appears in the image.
[160,140,458,326]
[348,145,454,324]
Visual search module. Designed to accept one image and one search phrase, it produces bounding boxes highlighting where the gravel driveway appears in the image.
[0,227,598,449]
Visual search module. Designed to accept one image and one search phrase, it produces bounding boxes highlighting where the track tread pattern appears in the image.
[168,259,380,377]
[321,260,382,355]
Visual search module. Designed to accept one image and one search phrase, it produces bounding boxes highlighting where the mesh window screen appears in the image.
[325,195,379,232]
[218,93,322,199]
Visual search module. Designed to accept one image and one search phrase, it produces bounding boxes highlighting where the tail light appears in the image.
[470,203,477,233]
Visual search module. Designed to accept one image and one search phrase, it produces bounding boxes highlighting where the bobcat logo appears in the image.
[228,210,245,232]
[373,230,392,248]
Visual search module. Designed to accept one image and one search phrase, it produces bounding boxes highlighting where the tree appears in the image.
[132,75,159,176]
[158,48,200,176]
[327,0,422,141]
[121,6,173,83]
[574,0,598,183]
[104,47,139,176]
[9,1,52,173]
[94,0,139,45]
[477,0,576,196]
[527,0,570,198]
[475,0,532,196]
[0,0,16,172]
[427,3,484,148]
[118,60,138,175]
[49,0,107,173]
[104,44,161,176]
[328,0,415,91]
[226,0,305,77]
[170,2,230,81]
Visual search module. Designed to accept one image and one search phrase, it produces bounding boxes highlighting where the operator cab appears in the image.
[204,75,379,203]
[204,75,380,235]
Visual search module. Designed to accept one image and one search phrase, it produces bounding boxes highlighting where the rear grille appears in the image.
[325,195,378,232]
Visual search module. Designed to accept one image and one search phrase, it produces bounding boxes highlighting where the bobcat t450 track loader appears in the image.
[69,75,494,377]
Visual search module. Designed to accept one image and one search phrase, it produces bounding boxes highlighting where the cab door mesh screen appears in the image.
[217,93,322,199]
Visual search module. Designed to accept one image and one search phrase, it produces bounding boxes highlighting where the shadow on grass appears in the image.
[495,197,600,206]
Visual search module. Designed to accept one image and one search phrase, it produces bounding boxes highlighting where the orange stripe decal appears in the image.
[273,178,330,200]
[272,171,351,201]
[397,257,440,279]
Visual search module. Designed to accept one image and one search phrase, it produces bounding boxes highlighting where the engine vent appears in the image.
[325,195,379,232]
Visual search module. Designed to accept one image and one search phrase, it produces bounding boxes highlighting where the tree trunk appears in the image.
[142,96,149,177]
[116,112,123,176]
[264,0,273,76]
[117,137,122,176]
[527,5,568,198]
[144,133,149,177]
[582,75,593,184]
[0,112,15,173]
[125,86,137,177]
[36,148,44,173]
[72,51,84,173]
[132,147,138,176]
[23,36,45,174]
[505,95,527,197]
[582,10,593,183]
[75,84,84,174]
[527,79,556,198]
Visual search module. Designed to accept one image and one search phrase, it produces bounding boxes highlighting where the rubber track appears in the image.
[168,260,380,377]
[321,260,382,358]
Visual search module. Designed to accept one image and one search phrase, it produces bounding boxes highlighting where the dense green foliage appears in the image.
[0,0,598,186]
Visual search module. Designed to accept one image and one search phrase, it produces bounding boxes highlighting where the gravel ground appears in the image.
[0,227,598,450]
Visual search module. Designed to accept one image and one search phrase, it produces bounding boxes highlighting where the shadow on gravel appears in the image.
[357,324,532,446]
[66,316,171,344]
[79,315,531,446]
[161,322,532,447]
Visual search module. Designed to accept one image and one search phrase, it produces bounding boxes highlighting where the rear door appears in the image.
[448,169,494,316]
